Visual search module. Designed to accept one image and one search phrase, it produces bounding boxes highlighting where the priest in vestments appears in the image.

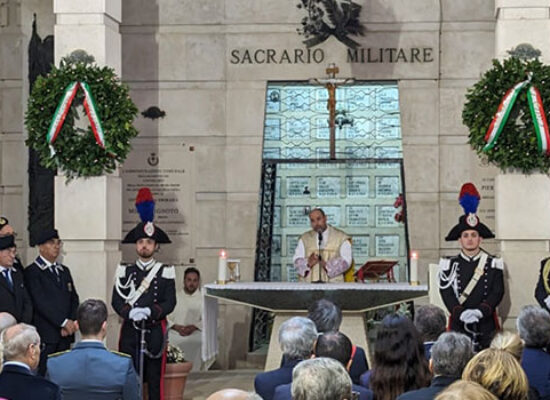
[293,208,352,282]
[168,267,208,371]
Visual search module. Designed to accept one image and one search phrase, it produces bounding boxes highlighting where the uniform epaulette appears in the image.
[161,265,176,279]
[491,258,504,270]
[110,350,132,358]
[438,258,451,272]
[116,263,131,278]
[48,349,70,358]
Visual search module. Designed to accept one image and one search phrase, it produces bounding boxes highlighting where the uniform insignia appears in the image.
[67,282,72,292]
[116,264,128,278]
[144,221,155,237]
[0,217,6,225]
[438,258,451,272]
[491,258,504,270]
[110,350,132,358]
[48,349,70,358]
[466,213,479,227]
[161,265,176,279]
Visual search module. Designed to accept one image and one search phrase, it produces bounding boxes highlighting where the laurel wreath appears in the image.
[25,56,138,179]
[463,57,550,173]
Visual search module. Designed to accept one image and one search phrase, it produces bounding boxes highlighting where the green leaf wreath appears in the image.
[463,57,550,173]
[25,52,138,179]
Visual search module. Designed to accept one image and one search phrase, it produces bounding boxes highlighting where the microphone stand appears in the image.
[313,231,325,284]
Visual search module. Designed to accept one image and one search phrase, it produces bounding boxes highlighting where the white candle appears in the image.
[410,251,418,284]
[218,249,228,283]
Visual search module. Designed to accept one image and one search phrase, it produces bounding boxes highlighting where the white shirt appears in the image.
[3,361,31,371]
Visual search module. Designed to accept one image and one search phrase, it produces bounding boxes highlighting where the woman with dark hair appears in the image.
[360,314,431,400]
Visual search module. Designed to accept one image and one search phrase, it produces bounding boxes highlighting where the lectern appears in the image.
[202,282,428,370]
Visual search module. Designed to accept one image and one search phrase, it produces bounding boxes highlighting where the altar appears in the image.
[202,282,428,370]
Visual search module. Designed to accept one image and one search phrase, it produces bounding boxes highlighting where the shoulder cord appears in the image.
[115,274,136,302]
[438,261,458,291]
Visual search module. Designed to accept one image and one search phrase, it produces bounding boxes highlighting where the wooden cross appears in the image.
[310,64,354,159]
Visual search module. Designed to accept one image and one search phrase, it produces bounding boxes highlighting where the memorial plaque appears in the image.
[285,118,310,142]
[275,177,281,197]
[376,206,398,227]
[346,176,369,197]
[270,264,282,282]
[284,148,311,168]
[316,118,329,139]
[266,88,281,113]
[375,147,401,168]
[122,149,192,264]
[264,118,281,141]
[286,235,300,257]
[272,235,281,256]
[324,206,341,226]
[273,206,281,227]
[316,148,331,167]
[376,176,400,197]
[353,235,370,257]
[377,87,399,112]
[287,206,309,227]
[287,177,310,197]
[346,147,372,167]
[263,147,280,159]
[375,235,400,257]
[376,117,400,139]
[347,205,369,226]
[317,177,341,197]
[345,87,372,111]
[286,88,310,111]
[286,264,299,282]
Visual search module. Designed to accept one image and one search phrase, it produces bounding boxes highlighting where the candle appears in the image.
[410,251,419,285]
[218,249,228,283]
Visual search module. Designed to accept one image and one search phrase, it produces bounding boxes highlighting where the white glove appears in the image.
[544,296,550,310]
[129,307,151,321]
[460,309,483,324]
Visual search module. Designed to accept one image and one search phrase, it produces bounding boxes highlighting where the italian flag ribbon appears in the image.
[46,81,111,156]
[484,76,550,155]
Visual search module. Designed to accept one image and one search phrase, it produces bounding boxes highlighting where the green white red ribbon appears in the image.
[484,77,550,155]
[46,81,109,156]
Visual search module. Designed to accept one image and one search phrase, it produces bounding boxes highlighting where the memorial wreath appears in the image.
[463,56,550,173]
[25,52,138,179]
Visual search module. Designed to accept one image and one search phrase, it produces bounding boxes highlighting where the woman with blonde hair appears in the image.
[435,380,497,400]
[490,331,524,361]
[462,348,529,400]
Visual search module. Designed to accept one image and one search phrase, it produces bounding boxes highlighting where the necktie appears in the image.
[2,269,13,291]
[50,265,61,284]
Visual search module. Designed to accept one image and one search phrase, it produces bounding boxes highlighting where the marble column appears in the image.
[494,0,550,328]
[53,0,122,346]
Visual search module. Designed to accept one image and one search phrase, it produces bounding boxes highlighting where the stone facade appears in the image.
[2,0,548,367]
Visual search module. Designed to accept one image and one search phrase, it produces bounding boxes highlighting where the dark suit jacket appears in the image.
[522,347,550,400]
[273,382,374,400]
[47,341,141,400]
[0,363,61,400]
[350,346,369,385]
[396,376,458,400]
[0,267,32,323]
[24,257,79,343]
[255,359,301,400]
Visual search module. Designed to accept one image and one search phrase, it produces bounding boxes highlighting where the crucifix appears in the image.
[310,63,354,159]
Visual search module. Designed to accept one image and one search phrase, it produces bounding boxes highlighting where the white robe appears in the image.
[167,289,205,371]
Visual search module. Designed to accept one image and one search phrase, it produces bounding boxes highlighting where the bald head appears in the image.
[1,323,41,369]
[0,312,16,332]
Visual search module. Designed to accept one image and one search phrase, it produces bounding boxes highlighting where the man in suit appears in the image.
[0,235,32,323]
[255,317,318,400]
[48,299,141,399]
[24,228,79,376]
[397,332,473,400]
[0,323,61,400]
[274,331,373,400]
[308,299,368,384]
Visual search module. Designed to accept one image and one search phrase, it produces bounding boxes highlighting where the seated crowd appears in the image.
[2,299,550,400]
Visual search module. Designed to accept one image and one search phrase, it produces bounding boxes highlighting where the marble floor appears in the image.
[183,369,261,400]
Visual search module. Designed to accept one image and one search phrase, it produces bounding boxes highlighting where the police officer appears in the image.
[25,228,79,376]
[438,183,504,350]
[112,219,176,400]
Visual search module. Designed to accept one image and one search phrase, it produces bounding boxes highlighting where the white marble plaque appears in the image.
[323,206,341,226]
[265,118,281,141]
[376,117,401,139]
[270,264,282,282]
[376,87,399,112]
[263,147,280,159]
[347,205,369,226]
[266,88,281,113]
[375,235,400,257]
[346,119,374,139]
[273,206,281,227]
[286,177,310,197]
[286,264,299,282]
[286,206,309,227]
[272,235,281,256]
[285,118,310,142]
[317,177,341,197]
[353,235,370,257]
[286,235,300,257]
[376,205,398,227]
[375,176,400,198]
[285,89,310,111]
[346,176,369,197]
[316,118,329,139]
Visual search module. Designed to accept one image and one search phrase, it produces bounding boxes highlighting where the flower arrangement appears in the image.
[166,344,186,364]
